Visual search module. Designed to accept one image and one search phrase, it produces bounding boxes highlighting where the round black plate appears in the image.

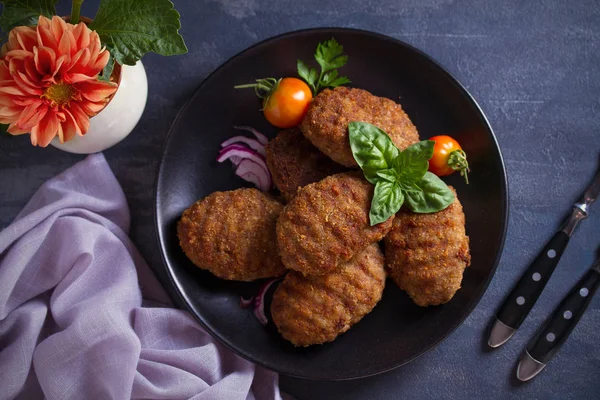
[155,28,508,380]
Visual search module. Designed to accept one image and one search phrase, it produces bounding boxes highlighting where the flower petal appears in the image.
[36,17,58,49]
[60,108,81,142]
[73,23,91,51]
[34,46,56,77]
[7,122,29,135]
[16,100,47,130]
[14,26,38,51]
[75,80,118,102]
[30,107,58,147]
[68,101,90,134]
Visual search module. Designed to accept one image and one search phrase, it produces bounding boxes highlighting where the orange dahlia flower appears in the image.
[0,16,117,147]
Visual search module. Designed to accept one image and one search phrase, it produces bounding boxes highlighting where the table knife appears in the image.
[488,166,600,348]
[516,257,600,381]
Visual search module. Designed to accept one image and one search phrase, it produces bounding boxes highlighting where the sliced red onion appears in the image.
[233,125,269,146]
[229,156,243,167]
[217,144,265,165]
[240,297,253,308]
[221,136,266,156]
[235,159,271,192]
[253,278,281,326]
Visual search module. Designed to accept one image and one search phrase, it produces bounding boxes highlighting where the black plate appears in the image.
[155,28,508,380]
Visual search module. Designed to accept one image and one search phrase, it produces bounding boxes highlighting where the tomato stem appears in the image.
[235,78,280,109]
[447,149,470,184]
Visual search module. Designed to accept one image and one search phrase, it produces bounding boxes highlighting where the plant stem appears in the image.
[71,0,84,24]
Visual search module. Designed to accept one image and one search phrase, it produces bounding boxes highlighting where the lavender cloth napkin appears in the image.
[0,154,283,400]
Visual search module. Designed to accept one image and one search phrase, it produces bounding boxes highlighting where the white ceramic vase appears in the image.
[51,61,148,154]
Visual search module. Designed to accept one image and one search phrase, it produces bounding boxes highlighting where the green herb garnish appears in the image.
[297,38,351,95]
[348,122,455,225]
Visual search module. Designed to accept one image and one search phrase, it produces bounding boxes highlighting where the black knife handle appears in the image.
[528,268,600,364]
[496,231,570,329]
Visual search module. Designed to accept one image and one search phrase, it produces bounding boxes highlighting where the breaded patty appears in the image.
[300,87,420,167]
[276,172,394,276]
[177,188,286,281]
[271,244,386,346]
[384,187,471,306]
[265,128,345,201]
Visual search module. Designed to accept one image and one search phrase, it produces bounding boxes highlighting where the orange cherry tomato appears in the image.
[262,78,313,128]
[429,135,470,184]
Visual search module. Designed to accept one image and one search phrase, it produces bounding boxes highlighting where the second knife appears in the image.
[488,165,600,348]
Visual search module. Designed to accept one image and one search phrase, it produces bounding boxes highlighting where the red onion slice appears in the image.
[221,136,266,156]
[233,125,269,145]
[217,144,265,165]
[240,297,253,308]
[235,159,271,192]
[253,278,281,326]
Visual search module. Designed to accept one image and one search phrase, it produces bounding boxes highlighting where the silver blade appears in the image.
[517,351,546,381]
[581,168,600,209]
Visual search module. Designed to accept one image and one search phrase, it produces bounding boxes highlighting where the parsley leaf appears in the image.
[89,0,187,66]
[297,38,351,94]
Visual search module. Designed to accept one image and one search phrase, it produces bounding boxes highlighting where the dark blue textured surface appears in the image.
[1,1,599,398]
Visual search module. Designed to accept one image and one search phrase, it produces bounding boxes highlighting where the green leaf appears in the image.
[297,59,311,82]
[89,0,187,66]
[404,171,455,213]
[98,52,115,82]
[370,180,404,225]
[323,75,351,88]
[376,168,398,183]
[0,0,57,33]
[315,38,347,72]
[297,38,350,94]
[297,59,316,93]
[348,122,399,184]
[394,140,434,181]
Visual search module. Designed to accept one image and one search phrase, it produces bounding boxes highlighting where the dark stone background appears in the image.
[1,1,598,398]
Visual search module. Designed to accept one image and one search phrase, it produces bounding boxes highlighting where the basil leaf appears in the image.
[349,122,399,184]
[398,179,422,193]
[370,180,404,225]
[376,168,398,183]
[89,0,187,66]
[404,171,455,213]
[394,140,435,181]
[0,0,57,33]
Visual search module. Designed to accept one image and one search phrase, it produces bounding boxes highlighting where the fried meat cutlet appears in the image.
[265,128,345,201]
[300,87,420,167]
[276,172,394,276]
[177,188,286,281]
[271,243,386,346]
[384,187,471,306]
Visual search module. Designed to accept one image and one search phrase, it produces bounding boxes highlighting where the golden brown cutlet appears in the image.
[265,128,346,201]
[177,188,286,281]
[271,243,386,346]
[384,187,471,306]
[300,86,420,167]
[276,172,394,276]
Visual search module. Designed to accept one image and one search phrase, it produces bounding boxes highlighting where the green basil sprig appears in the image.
[348,122,455,225]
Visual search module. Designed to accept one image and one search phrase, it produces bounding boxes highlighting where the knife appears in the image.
[488,166,600,348]
[516,257,600,381]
